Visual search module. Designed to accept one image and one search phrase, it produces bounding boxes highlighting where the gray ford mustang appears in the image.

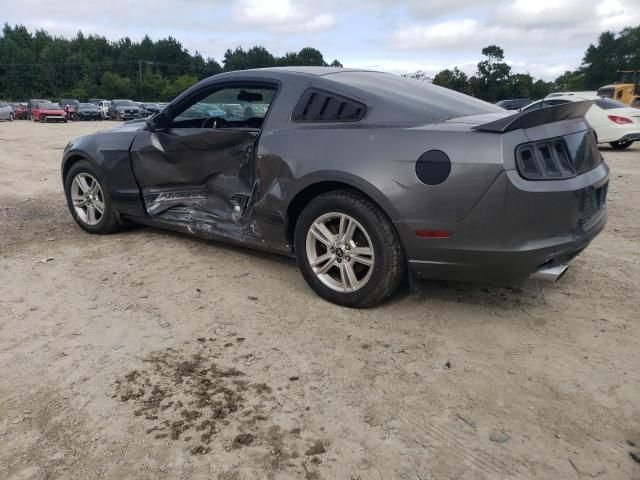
[61,67,608,307]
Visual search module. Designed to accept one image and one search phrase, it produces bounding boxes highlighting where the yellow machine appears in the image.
[597,70,640,107]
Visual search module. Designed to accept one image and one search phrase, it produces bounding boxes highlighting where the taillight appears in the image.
[607,115,632,125]
[515,139,575,180]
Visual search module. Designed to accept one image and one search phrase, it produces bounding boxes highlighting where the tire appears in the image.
[116,112,121,121]
[609,140,633,150]
[40,115,46,123]
[294,190,405,308]
[9,113,13,122]
[64,160,120,234]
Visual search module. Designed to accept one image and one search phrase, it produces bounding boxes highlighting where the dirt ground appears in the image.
[0,120,639,480]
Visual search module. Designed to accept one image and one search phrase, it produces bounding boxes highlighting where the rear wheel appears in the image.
[294,190,405,308]
[64,160,120,234]
[610,140,633,150]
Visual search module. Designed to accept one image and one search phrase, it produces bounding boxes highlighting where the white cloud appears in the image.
[391,19,479,50]
[233,0,337,33]
[2,0,638,81]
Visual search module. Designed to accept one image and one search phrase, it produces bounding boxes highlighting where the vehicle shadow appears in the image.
[391,276,545,310]
[123,224,547,310]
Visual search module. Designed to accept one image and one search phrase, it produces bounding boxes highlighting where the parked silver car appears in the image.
[0,101,14,121]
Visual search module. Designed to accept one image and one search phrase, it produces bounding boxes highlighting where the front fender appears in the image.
[61,132,145,217]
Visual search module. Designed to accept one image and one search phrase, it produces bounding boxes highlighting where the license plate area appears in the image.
[580,182,608,230]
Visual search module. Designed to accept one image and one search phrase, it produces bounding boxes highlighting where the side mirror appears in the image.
[147,111,170,132]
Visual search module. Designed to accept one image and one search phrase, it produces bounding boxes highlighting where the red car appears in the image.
[32,102,67,123]
[9,103,27,119]
[60,99,79,120]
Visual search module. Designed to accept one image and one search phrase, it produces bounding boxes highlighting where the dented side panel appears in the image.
[130,128,259,241]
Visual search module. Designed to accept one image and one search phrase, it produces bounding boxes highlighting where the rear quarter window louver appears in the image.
[292,88,366,122]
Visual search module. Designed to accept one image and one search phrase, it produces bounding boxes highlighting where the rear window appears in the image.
[595,98,628,110]
[325,71,504,123]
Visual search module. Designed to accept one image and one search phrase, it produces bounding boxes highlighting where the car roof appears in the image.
[546,91,598,100]
[238,66,374,76]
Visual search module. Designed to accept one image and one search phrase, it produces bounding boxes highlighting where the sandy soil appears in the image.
[0,120,639,480]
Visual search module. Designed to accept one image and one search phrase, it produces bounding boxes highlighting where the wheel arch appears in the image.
[284,177,402,248]
[61,153,98,183]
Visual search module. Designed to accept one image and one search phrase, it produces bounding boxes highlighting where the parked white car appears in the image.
[0,101,14,121]
[97,100,111,119]
[521,92,640,149]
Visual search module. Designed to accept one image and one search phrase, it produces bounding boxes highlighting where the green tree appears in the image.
[100,71,132,98]
[553,70,585,92]
[432,67,468,93]
[162,74,198,100]
[0,24,342,100]
[470,45,512,101]
[296,47,326,66]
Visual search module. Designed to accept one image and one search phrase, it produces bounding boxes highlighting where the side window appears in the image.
[173,85,276,128]
[292,88,367,122]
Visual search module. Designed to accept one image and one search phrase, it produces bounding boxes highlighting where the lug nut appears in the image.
[345,256,350,261]
[345,245,350,250]
[337,258,342,263]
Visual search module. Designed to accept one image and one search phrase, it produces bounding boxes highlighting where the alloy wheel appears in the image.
[305,212,375,293]
[70,172,105,226]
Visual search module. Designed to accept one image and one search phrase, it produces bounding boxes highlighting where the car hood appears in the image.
[39,109,66,114]
[98,121,148,134]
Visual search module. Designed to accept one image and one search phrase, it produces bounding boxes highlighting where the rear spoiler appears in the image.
[473,100,593,133]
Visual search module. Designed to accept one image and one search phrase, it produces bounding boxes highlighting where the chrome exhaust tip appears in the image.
[531,264,569,282]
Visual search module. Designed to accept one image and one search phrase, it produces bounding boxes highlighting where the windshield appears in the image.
[115,100,136,106]
[79,103,96,109]
[39,103,61,110]
[595,98,628,109]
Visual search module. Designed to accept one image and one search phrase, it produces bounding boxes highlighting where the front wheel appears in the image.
[9,113,13,121]
[64,160,120,234]
[610,140,633,150]
[294,190,405,308]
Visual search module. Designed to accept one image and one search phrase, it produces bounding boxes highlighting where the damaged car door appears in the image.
[130,84,277,241]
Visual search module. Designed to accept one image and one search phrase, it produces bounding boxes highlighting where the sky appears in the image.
[1,0,639,80]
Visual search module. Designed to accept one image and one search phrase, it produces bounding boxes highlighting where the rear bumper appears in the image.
[401,164,609,285]
[407,211,605,284]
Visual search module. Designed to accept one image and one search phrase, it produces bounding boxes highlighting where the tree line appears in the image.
[420,25,640,102]
[0,24,342,101]
[1,23,638,103]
